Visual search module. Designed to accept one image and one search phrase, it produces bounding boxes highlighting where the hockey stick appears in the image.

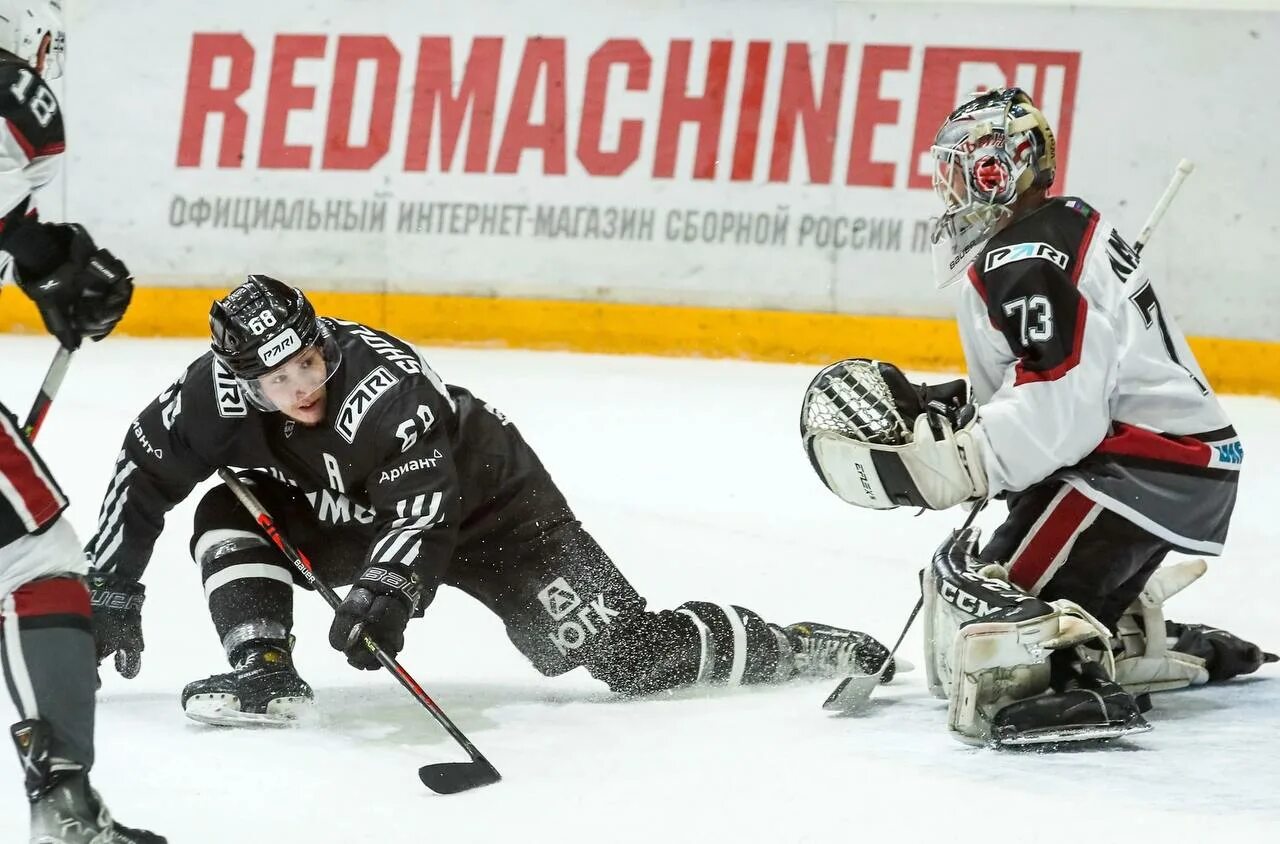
[1134,159,1194,256]
[822,158,1195,713]
[822,500,987,712]
[22,346,74,440]
[216,468,502,795]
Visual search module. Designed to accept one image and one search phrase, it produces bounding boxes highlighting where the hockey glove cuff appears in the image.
[329,564,422,670]
[87,571,146,679]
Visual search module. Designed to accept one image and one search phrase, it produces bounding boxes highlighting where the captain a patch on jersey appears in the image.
[984,242,1070,273]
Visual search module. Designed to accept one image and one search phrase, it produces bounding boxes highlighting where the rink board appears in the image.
[3,288,1278,395]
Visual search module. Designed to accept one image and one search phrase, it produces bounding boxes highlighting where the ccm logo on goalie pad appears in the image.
[335,366,398,443]
[984,242,1069,273]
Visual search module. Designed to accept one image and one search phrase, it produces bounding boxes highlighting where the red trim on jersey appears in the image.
[1008,489,1096,591]
[1012,296,1089,385]
[0,414,63,528]
[3,119,63,161]
[1070,212,1099,286]
[12,578,91,619]
[967,264,986,301]
[1092,422,1213,468]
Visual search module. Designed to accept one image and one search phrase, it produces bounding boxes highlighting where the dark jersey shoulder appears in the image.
[0,53,65,159]
[971,198,1102,376]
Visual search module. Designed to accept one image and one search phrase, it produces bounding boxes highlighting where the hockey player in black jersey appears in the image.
[85,274,891,725]
[803,88,1273,745]
[0,3,164,841]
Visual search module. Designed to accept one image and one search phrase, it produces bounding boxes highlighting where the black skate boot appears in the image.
[776,622,895,683]
[181,641,314,727]
[1167,621,1279,681]
[12,719,166,843]
[990,659,1152,748]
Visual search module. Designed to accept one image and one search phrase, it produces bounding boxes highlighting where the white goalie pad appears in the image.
[1112,558,1211,694]
[924,532,1116,743]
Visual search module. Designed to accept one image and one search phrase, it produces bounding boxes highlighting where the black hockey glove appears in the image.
[329,564,422,670]
[1168,622,1279,682]
[874,362,972,430]
[87,571,146,679]
[13,223,133,351]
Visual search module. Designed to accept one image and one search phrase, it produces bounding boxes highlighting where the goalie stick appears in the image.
[217,468,502,795]
[822,159,1195,714]
[823,500,987,712]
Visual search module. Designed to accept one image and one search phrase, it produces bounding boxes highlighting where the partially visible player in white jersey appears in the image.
[0,3,163,840]
[803,87,1273,746]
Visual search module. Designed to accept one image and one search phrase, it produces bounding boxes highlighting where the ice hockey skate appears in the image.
[12,720,165,844]
[181,643,314,727]
[28,771,166,844]
[777,622,895,682]
[990,659,1152,747]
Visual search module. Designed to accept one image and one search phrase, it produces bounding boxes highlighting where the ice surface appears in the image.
[2,336,1277,843]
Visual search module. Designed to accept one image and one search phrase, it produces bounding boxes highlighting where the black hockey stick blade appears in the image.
[418,759,502,795]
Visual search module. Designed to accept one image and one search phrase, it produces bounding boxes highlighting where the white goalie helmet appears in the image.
[0,0,64,79]
[929,87,1056,287]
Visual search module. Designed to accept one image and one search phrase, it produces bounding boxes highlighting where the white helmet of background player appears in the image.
[929,87,1056,286]
[0,0,64,79]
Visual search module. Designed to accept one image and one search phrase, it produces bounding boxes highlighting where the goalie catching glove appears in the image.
[801,359,988,510]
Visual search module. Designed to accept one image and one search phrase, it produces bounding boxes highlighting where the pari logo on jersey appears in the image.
[211,359,248,417]
[335,366,399,443]
[984,242,1069,273]
[538,577,621,656]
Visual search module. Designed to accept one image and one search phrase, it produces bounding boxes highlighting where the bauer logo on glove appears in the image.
[800,358,988,511]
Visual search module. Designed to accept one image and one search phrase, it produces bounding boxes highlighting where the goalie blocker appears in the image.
[800,359,986,512]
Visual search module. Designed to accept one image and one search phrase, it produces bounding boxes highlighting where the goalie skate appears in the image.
[989,663,1152,748]
[182,644,314,727]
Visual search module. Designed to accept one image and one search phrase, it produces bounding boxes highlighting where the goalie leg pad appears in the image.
[926,529,1121,744]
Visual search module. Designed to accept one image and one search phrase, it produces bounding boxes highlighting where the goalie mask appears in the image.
[929,88,1056,287]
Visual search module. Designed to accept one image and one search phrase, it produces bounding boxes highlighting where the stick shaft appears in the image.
[23,346,74,441]
[1134,158,1194,255]
[216,468,495,766]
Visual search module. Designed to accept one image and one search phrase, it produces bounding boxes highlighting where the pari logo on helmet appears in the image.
[0,1,65,79]
[258,327,301,367]
[928,87,1056,287]
[209,275,344,413]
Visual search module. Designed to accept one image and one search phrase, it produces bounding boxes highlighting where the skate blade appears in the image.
[994,718,1153,748]
[184,693,313,728]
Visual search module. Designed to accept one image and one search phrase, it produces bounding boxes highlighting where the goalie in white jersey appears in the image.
[803,88,1273,746]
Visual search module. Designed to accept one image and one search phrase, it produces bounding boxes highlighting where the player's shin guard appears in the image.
[194,527,295,659]
[586,602,787,694]
[1,577,96,770]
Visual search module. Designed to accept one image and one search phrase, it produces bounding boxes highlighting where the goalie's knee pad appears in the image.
[1109,558,1210,694]
[923,529,1114,744]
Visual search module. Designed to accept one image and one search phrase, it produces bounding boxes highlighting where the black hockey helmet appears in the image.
[209,275,342,411]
